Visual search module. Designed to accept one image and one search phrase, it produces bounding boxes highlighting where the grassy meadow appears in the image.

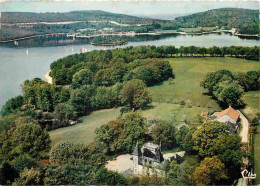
[49,108,120,147]
[49,57,259,147]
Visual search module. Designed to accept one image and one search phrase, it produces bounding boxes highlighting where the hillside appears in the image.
[1,10,155,24]
[175,8,259,34]
[0,8,258,41]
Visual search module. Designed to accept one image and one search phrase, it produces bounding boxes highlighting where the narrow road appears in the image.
[238,111,249,143]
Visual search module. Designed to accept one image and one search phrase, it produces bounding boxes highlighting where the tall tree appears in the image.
[121,79,151,110]
[193,156,228,185]
[192,120,230,158]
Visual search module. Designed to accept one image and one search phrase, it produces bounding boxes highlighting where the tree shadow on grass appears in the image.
[141,104,155,111]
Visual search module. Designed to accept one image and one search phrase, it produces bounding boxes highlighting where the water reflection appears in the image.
[2,32,258,48]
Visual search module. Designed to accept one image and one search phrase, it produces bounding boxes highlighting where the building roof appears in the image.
[217,106,240,121]
[143,142,160,149]
[133,142,140,156]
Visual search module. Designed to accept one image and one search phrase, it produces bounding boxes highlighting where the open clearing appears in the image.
[49,57,259,148]
[49,108,120,147]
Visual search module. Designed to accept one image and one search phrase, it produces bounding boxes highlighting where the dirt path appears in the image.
[238,111,249,143]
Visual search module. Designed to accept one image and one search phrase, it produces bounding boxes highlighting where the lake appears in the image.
[0,33,259,109]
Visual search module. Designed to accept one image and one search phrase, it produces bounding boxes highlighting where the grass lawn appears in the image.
[139,102,205,127]
[149,57,259,108]
[243,91,260,184]
[49,108,120,147]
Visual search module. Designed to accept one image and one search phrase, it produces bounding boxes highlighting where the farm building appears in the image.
[213,106,240,133]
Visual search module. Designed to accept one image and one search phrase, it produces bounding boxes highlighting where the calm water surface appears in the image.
[0,33,259,108]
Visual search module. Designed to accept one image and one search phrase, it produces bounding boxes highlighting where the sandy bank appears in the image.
[44,71,52,84]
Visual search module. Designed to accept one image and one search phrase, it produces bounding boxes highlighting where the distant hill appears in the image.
[0,8,258,41]
[1,10,155,24]
[174,8,259,34]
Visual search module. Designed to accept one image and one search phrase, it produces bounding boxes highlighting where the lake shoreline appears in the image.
[1,30,259,44]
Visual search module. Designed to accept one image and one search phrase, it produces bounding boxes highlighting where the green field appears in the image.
[49,108,120,147]
[139,102,205,127]
[49,57,259,147]
[149,57,259,107]
[243,91,260,184]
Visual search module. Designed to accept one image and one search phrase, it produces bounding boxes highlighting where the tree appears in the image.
[133,66,160,86]
[192,120,230,158]
[15,168,41,185]
[43,164,67,185]
[182,127,196,153]
[72,68,93,88]
[153,60,174,80]
[96,112,147,154]
[121,79,151,110]
[193,156,228,185]
[3,123,50,159]
[164,46,176,57]
[95,119,124,154]
[93,167,126,185]
[50,141,106,165]
[13,154,37,172]
[246,70,259,90]
[168,160,180,181]
[53,102,77,127]
[121,112,147,152]
[0,95,23,117]
[65,163,94,185]
[212,134,242,180]
[202,69,234,94]
[233,72,250,91]
[69,85,94,114]
[175,125,189,148]
[151,121,176,150]
[188,46,196,56]
[216,81,244,107]
[180,156,200,185]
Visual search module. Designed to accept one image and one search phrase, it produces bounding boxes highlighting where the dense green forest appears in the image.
[175,8,259,34]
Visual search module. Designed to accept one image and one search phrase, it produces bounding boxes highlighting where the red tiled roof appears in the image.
[217,106,240,121]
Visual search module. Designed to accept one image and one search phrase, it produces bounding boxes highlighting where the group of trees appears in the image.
[202,69,260,108]
[95,112,196,155]
[2,55,173,130]
[192,121,243,184]
[50,46,259,86]
[0,123,50,184]
[0,123,126,185]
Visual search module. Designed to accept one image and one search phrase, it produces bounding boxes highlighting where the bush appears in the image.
[180,100,186,105]
[13,154,37,172]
